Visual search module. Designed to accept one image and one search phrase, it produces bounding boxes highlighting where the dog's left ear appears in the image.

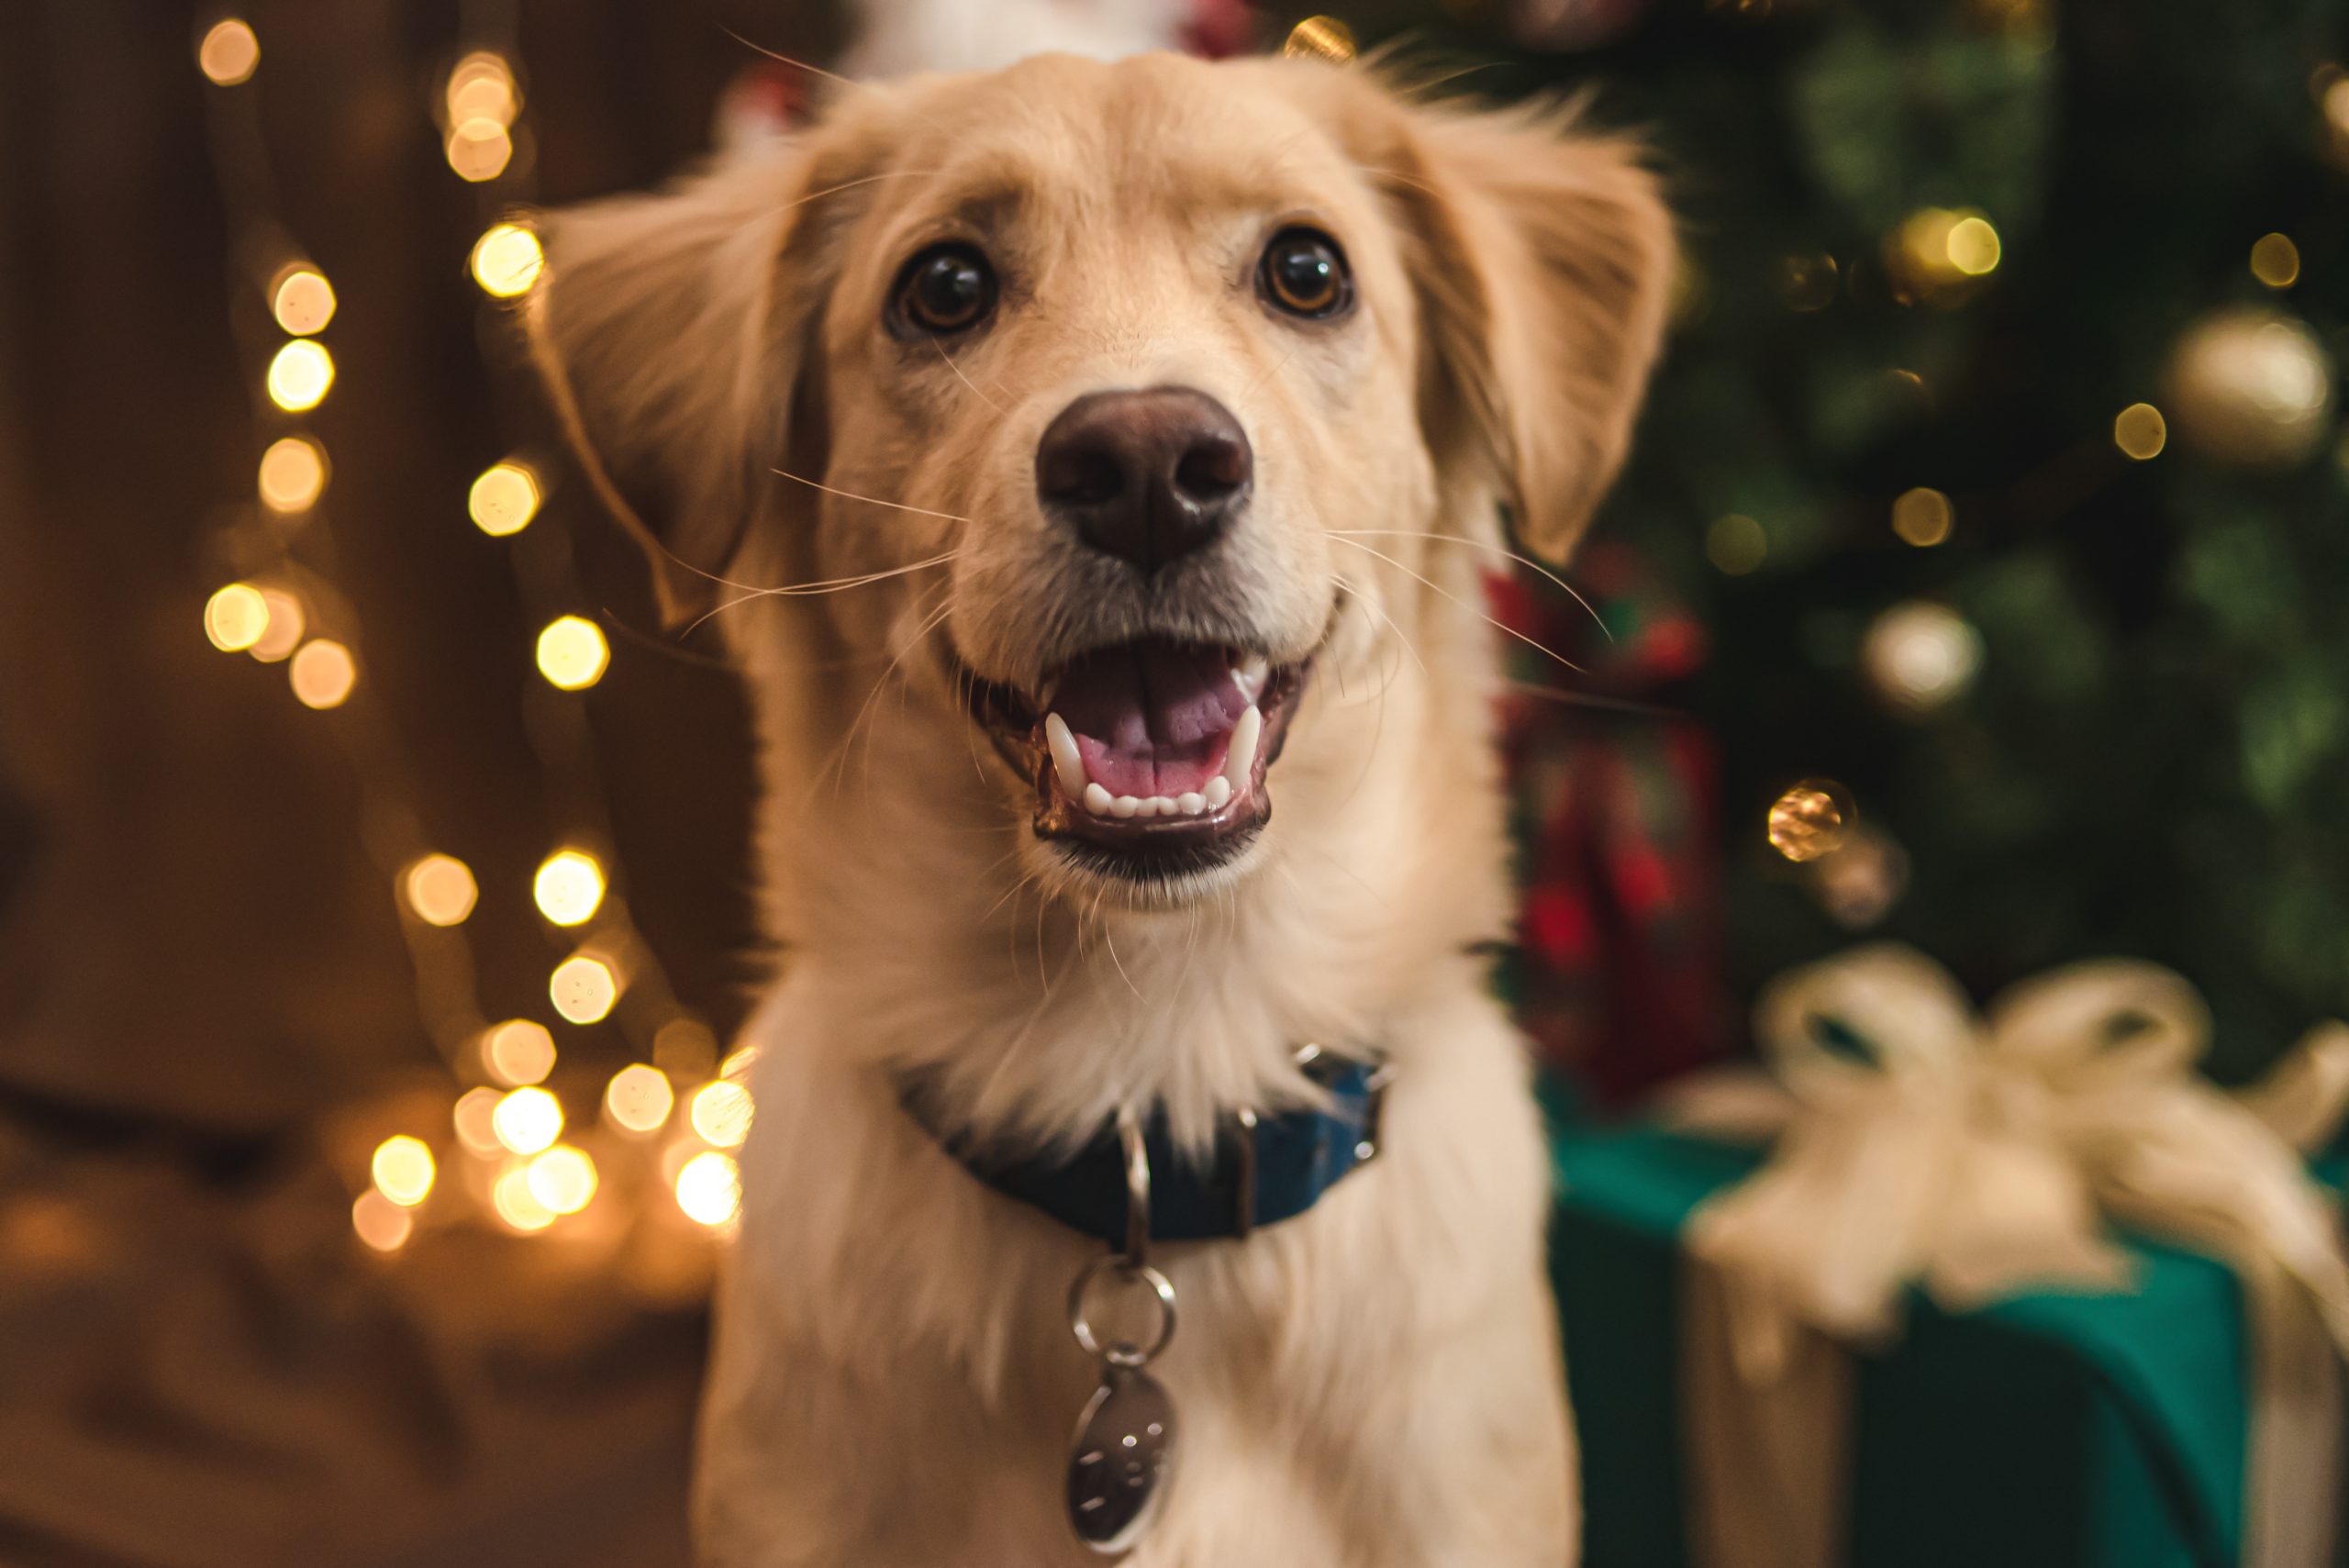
[1321,76,1677,562]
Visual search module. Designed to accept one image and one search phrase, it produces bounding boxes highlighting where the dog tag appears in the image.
[1066,1364,1175,1554]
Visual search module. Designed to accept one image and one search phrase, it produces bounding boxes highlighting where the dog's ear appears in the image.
[524,143,838,624]
[1323,77,1676,562]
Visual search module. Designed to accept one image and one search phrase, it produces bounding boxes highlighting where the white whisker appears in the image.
[1329,535,1588,675]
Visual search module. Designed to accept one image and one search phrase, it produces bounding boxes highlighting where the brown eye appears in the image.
[891,243,996,337]
[1258,228,1352,319]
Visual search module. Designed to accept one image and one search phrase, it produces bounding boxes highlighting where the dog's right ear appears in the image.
[525,144,833,625]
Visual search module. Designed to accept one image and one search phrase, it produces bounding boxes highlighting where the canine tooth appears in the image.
[1233,653,1270,698]
[1111,795,1141,818]
[1083,782,1114,815]
[1177,792,1206,816]
[1223,705,1263,787]
[1204,775,1232,809]
[1044,713,1088,800]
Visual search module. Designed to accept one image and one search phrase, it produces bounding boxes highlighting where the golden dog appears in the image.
[530,49,1672,1567]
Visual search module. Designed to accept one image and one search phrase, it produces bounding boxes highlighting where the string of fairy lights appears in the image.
[194,12,748,1260]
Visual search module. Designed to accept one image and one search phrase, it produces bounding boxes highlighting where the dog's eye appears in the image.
[892,243,996,337]
[1258,228,1352,319]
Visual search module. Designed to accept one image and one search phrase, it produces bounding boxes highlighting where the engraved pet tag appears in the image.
[1065,1365,1175,1554]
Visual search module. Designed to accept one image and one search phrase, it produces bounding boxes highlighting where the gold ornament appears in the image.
[1766,780,1853,863]
[2162,307,2335,467]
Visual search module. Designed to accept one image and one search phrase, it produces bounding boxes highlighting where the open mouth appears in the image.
[961,638,1310,874]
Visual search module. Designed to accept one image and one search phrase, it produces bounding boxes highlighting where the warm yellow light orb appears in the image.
[1943,216,2001,277]
[2250,233,2300,290]
[371,1135,437,1207]
[204,583,270,651]
[654,1018,719,1079]
[491,1085,563,1156]
[351,1190,413,1251]
[289,639,357,708]
[265,339,335,412]
[1284,15,1356,62]
[1890,487,1954,548]
[532,849,606,926]
[492,1163,557,1231]
[249,588,305,662]
[605,1064,674,1134]
[536,616,610,691]
[403,853,478,927]
[1706,514,1767,575]
[258,436,328,512]
[446,51,520,128]
[689,1079,754,1149]
[484,1018,557,1086]
[2113,402,2167,461]
[550,955,618,1024]
[446,120,514,183]
[198,18,259,84]
[675,1151,742,1228]
[270,266,337,336]
[1767,781,1852,864]
[452,1086,505,1155]
[526,1145,598,1215]
[470,223,545,299]
[468,460,540,536]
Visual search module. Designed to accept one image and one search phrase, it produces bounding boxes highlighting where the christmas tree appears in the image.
[1326,0,2348,1082]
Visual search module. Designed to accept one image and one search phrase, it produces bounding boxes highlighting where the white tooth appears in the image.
[1111,795,1141,818]
[1044,713,1088,801]
[1083,782,1114,815]
[1231,652,1269,700]
[1223,705,1262,787]
[1204,775,1232,809]
[1146,796,1174,817]
[1177,792,1205,816]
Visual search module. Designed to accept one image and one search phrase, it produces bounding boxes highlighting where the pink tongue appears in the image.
[1052,644,1246,800]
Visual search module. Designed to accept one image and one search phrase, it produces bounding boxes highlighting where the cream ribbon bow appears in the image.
[1664,944,2349,1568]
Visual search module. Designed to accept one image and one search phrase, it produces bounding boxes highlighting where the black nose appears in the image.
[1035,387,1252,574]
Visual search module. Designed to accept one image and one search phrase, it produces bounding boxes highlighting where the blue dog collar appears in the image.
[902,1047,1393,1247]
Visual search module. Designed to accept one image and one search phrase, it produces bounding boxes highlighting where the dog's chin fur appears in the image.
[528,50,1675,1568]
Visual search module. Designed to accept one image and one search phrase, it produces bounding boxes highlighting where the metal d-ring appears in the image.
[1068,1255,1178,1368]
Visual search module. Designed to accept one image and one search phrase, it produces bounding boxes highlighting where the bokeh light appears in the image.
[2113,402,2167,461]
[491,1085,563,1156]
[550,955,618,1024]
[2250,233,2300,290]
[1284,15,1356,61]
[654,1018,718,1080]
[351,1190,413,1252]
[470,223,544,298]
[269,266,336,336]
[197,18,259,85]
[265,339,335,412]
[605,1064,674,1134]
[484,1018,557,1085]
[675,1151,742,1228]
[289,639,357,708]
[492,1163,556,1231]
[249,588,304,662]
[688,1080,753,1149]
[258,435,328,512]
[1890,487,1954,548]
[370,1135,437,1207]
[1943,216,2001,277]
[536,616,610,691]
[1706,514,1767,575]
[532,849,606,926]
[452,1086,504,1155]
[402,853,478,927]
[468,460,540,536]
[1767,781,1853,863]
[446,120,514,183]
[525,1145,598,1215]
[204,583,270,651]
[1862,603,1984,715]
[445,51,521,128]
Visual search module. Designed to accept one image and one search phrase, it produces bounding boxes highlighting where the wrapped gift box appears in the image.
[1547,1099,2349,1568]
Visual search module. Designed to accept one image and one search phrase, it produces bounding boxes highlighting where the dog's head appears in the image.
[531,53,1671,911]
